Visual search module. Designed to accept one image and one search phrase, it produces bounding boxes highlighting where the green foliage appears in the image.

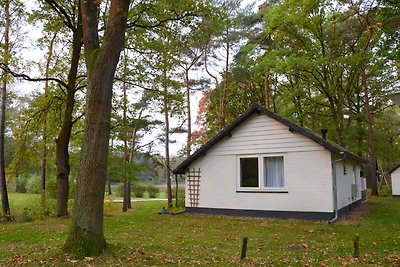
[26,175,41,194]
[173,187,185,208]
[146,183,160,198]
[20,208,33,222]
[199,0,399,166]
[6,193,57,221]
[374,107,400,171]
[14,175,27,193]
[167,186,185,207]
[115,183,124,198]
[132,182,146,198]
[45,178,57,199]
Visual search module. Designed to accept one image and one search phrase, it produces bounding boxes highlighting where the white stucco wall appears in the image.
[391,167,400,196]
[333,158,362,209]
[185,114,335,213]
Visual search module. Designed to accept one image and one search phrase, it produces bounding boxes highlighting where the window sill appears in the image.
[236,189,288,193]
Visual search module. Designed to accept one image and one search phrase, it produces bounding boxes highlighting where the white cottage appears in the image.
[173,104,368,221]
[389,164,400,197]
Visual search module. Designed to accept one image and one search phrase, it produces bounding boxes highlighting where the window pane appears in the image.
[264,156,284,187]
[240,158,259,187]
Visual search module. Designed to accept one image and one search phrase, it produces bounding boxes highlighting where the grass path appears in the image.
[0,195,400,266]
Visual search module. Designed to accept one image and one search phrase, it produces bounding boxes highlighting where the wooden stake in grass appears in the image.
[241,236,248,260]
[353,233,360,258]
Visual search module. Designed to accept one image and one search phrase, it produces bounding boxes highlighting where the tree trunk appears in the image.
[361,62,378,196]
[56,9,83,217]
[264,75,270,110]
[127,180,132,209]
[127,113,140,209]
[163,69,172,208]
[122,179,128,212]
[220,29,230,129]
[107,176,112,195]
[122,50,131,211]
[0,0,11,221]
[41,32,57,198]
[64,0,129,256]
[175,174,178,207]
[185,69,191,156]
[204,43,219,86]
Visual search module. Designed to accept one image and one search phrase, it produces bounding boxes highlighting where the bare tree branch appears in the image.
[0,63,68,89]
[72,112,85,125]
[44,0,75,31]
[127,11,197,29]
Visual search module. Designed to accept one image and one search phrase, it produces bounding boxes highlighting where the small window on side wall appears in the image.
[240,157,259,187]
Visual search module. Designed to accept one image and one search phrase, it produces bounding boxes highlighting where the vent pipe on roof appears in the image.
[321,129,328,140]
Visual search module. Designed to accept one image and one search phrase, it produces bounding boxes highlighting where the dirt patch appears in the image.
[340,201,378,224]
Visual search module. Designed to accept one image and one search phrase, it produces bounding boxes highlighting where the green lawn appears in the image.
[1,194,400,266]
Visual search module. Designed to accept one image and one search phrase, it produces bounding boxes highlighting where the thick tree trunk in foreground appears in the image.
[64,0,129,256]
[56,12,83,217]
[0,0,11,221]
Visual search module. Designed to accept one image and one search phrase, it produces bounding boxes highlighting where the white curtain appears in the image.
[264,157,284,187]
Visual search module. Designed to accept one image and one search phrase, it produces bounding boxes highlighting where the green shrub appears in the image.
[20,207,33,222]
[166,187,185,208]
[16,197,57,222]
[146,184,160,198]
[26,175,41,194]
[43,177,75,200]
[132,182,146,198]
[46,178,57,199]
[169,187,185,198]
[176,187,185,208]
[115,183,124,197]
[15,176,27,193]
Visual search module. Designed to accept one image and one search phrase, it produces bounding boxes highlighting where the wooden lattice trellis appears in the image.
[187,168,201,207]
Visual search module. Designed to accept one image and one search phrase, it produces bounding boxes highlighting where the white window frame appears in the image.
[236,154,287,192]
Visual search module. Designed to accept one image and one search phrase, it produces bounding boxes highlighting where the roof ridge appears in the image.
[173,103,368,174]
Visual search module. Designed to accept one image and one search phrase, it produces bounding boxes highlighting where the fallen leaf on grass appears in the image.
[84,256,94,261]
[66,258,79,264]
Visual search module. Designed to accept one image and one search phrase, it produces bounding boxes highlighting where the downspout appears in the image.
[329,152,345,224]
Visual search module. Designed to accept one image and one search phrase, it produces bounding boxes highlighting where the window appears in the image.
[238,155,286,191]
[240,157,259,187]
[264,156,284,187]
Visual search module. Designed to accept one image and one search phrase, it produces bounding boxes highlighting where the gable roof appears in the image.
[173,103,368,174]
[389,164,400,174]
